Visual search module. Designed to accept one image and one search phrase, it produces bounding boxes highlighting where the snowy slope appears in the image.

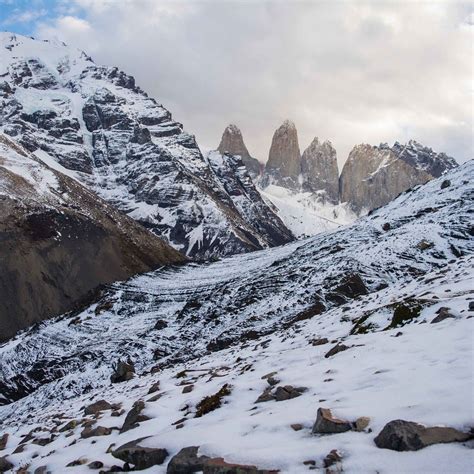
[259,184,357,237]
[0,162,472,473]
[0,32,292,259]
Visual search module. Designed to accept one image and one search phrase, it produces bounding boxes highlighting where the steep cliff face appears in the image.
[217,124,261,178]
[339,144,432,214]
[264,120,301,189]
[301,137,339,204]
[0,33,292,259]
[0,134,185,342]
[207,150,294,246]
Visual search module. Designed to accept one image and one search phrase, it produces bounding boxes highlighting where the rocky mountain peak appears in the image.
[301,137,339,203]
[264,119,301,189]
[0,32,293,259]
[217,124,261,177]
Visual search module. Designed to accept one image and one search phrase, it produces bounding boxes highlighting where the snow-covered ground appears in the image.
[0,162,473,473]
[259,184,357,237]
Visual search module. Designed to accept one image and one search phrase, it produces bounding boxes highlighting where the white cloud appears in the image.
[35,0,473,166]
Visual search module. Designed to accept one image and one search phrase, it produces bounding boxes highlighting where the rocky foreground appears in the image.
[0,162,472,473]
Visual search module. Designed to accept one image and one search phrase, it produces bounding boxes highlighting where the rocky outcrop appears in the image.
[0,33,293,260]
[339,144,433,214]
[0,134,185,342]
[301,138,339,203]
[392,140,457,178]
[207,151,294,247]
[217,124,261,178]
[264,120,301,190]
[112,437,169,469]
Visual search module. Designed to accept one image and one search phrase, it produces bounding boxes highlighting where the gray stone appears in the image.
[84,399,112,416]
[80,426,112,439]
[374,419,472,451]
[324,343,349,358]
[112,437,169,469]
[121,400,150,433]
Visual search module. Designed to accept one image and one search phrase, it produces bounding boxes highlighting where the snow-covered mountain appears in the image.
[0,133,184,342]
[0,161,472,473]
[0,33,293,259]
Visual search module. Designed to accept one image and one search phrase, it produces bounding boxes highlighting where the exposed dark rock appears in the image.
[441,179,451,189]
[386,300,424,329]
[382,222,391,231]
[374,419,472,451]
[0,456,13,472]
[324,343,350,358]
[291,424,303,431]
[111,359,135,384]
[312,408,352,434]
[88,460,104,469]
[274,386,306,401]
[112,437,169,469]
[84,399,112,416]
[0,433,8,450]
[0,135,185,344]
[311,337,329,346]
[121,400,150,433]
[182,385,194,394]
[81,426,112,438]
[323,449,342,473]
[166,446,209,474]
[431,307,456,324]
[469,301,474,311]
[148,381,161,394]
[154,319,168,330]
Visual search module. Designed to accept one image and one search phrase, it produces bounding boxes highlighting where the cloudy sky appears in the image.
[1,0,472,166]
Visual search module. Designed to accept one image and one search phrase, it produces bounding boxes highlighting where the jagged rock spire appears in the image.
[264,120,301,189]
[217,124,261,177]
[301,137,339,204]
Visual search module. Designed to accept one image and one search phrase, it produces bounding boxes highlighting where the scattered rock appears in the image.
[195,384,231,417]
[81,426,112,439]
[469,301,474,311]
[0,456,13,472]
[417,240,434,251]
[154,319,168,330]
[0,433,8,450]
[33,466,50,474]
[84,399,112,416]
[440,179,451,189]
[110,359,135,384]
[112,437,169,469]
[148,381,160,394]
[66,458,88,467]
[374,419,472,451]
[323,449,342,473]
[303,460,316,466]
[182,384,194,394]
[311,337,329,346]
[291,424,303,431]
[166,446,208,474]
[274,385,306,401]
[88,460,104,469]
[255,387,275,403]
[382,222,391,231]
[354,417,370,432]
[121,400,150,433]
[59,420,78,432]
[266,376,280,386]
[324,343,349,358]
[431,307,456,324]
[312,408,352,434]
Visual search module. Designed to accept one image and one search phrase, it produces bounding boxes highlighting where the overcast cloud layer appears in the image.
[30,0,473,166]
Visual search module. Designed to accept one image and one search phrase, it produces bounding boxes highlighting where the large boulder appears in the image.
[112,437,169,469]
[374,419,472,451]
[120,400,150,433]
